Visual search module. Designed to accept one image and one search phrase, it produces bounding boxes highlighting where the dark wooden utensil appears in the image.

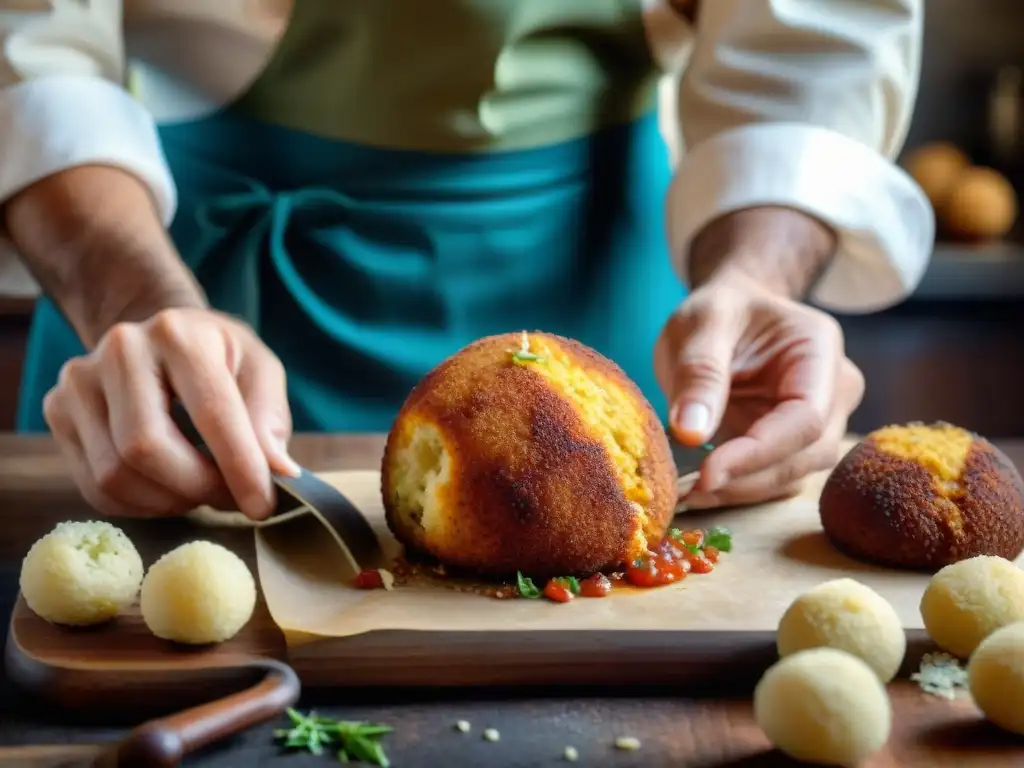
[2,657,299,767]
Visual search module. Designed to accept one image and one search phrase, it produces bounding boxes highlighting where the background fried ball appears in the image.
[941,167,1018,241]
[381,331,677,580]
[819,422,1024,571]
[902,141,971,212]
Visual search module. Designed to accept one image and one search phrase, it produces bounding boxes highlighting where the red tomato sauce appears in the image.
[516,528,730,603]
[354,529,730,602]
[354,568,384,590]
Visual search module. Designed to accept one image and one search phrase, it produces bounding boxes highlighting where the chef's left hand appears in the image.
[654,271,864,509]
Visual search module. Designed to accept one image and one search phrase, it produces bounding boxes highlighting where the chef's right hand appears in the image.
[43,308,300,521]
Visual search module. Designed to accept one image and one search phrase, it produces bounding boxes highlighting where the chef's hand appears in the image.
[43,308,300,521]
[655,258,864,510]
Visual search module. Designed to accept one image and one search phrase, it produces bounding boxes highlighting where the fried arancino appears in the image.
[381,332,677,580]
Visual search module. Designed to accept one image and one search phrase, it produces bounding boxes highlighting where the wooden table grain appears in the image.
[2,434,1024,767]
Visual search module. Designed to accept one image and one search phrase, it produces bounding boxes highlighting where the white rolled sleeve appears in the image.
[667,0,933,313]
[0,2,176,225]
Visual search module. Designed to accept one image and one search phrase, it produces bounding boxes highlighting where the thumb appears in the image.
[668,314,741,447]
[238,351,301,477]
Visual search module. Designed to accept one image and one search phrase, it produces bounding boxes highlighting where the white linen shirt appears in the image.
[0,0,932,313]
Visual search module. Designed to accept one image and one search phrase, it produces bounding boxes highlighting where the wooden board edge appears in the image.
[5,606,288,722]
[286,628,941,690]
[7,585,943,708]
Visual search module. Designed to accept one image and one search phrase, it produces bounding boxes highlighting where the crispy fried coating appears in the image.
[381,332,676,580]
[819,423,1024,571]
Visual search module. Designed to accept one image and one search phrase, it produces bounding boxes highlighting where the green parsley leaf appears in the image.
[704,526,733,552]
[517,571,542,599]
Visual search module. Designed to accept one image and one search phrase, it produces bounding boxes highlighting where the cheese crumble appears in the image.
[911,652,969,699]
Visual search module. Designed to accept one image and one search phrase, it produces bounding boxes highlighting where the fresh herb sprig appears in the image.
[275,707,392,766]
[516,570,542,598]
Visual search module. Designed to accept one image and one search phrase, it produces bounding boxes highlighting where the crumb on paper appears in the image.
[378,568,395,591]
[615,736,641,751]
[911,651,969,699]
[455,720,471,733]
[483,728,500,742]
[564,745,579,761]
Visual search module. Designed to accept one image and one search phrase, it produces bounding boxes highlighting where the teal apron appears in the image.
[16,1,686,434]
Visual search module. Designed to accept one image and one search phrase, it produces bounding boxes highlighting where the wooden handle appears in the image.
[107,658,300,767]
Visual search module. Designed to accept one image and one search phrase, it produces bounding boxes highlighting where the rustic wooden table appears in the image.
[2,434,1023,767]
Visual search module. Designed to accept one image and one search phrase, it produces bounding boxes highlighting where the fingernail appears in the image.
[675,403,710,442]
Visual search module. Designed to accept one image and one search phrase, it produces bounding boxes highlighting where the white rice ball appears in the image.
[140,540,256,645]
[20,520,144,626]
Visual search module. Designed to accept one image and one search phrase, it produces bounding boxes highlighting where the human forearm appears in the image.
[5,165,205,349]
[687,207,836,299]
[668,0,933,314]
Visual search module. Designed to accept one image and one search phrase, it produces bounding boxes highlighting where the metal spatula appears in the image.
[670,435,714,504]
[170,400,387,569]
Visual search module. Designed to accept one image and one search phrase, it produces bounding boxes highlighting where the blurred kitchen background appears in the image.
[0,0,1021,436]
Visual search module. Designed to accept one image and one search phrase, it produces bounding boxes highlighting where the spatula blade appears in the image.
[669,435,714,504]
[169,400,386,569]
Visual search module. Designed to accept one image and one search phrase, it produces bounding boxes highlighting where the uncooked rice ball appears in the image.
[20,520,143,626]
[754,647,891,767]
[968,621,1024,735]
[776,578,906,683]
[141,540,256,645]
[919,555,1024,658]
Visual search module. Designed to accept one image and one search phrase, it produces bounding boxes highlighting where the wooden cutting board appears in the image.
[9,456,973,693]
[9,456,1024,764]
[240,460,999,689]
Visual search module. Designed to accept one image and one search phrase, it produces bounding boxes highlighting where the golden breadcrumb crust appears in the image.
[381,332,676,580]
[819,424,1024,571]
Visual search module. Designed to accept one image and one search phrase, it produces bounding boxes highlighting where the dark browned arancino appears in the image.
[819,428,1024,572]
[380,332,677,581]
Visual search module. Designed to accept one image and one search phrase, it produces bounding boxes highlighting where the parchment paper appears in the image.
[188,436,1024,648]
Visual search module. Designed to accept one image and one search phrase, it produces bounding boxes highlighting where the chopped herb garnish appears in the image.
[668,527,682,540]
[511,350,545,364]
[517,571,542,599]
[704,526,733,552]
[507,330,546,365]
[275,708,392,766]
[554,576,581,595]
